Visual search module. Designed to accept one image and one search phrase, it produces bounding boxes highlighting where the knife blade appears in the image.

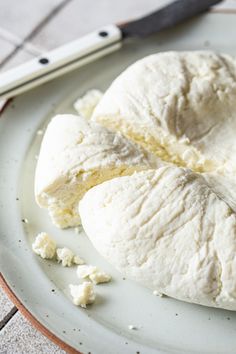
[0,0,222,101]
[120,0,223,37]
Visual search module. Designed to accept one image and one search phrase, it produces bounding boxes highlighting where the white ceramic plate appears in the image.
[1,12,236,354]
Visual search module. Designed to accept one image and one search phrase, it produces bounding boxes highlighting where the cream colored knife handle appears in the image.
[0,24,122,100]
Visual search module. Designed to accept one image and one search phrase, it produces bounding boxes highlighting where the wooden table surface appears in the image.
[0,0,236,353]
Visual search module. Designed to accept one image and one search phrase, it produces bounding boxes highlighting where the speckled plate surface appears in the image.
[1,12,236,354]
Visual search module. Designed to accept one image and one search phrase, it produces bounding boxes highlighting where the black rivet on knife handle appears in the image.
[39,58,49,65]
[98,31,108,37]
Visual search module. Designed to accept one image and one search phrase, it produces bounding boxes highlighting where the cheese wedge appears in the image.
[79,167,236,310]
[35,114,159,228]
[92,51,236,175]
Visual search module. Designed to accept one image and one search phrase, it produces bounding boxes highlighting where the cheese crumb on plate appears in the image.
[77,264,111,284]
[69,282,96,308]
[32,232,56,259]
[56,247,85,267]
[89,271,111,285]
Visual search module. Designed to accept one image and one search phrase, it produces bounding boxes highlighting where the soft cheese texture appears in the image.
[77,265,111,284]
[79,167,236,310]
[77,265,98,278]
[74,89,103,119]
[32,232,56,259]
[203,173,236,214]
[56,247,84,267]
[69,282,96,307]
[35,51,236,311]
[92,51,236,175]
[35,114,160,228]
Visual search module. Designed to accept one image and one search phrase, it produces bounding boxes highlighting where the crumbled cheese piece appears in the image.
[74,89,103,119]
[77,265,111,284]
[153,290,164,297]
[57,247,85,267]
[56,247,74,267]
[32,232,56,259]
[69,282,96,308]
[73,255,85,265]
[89,271,111,285]
[77,265,98,279]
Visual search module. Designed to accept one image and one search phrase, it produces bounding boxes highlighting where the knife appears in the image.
[0,0,222,100]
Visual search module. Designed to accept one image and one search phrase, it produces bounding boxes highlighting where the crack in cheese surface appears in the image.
[92,51,236,175]
[79,167,236,310]
[35,114,160,228]
[35,51,236,310]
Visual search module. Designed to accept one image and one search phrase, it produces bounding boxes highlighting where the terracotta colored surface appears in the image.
[0,273,81,354]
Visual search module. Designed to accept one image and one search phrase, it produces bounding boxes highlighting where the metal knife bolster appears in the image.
[0,25,122,100]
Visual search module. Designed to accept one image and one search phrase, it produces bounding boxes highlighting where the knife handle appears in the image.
[0,24,122,100]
